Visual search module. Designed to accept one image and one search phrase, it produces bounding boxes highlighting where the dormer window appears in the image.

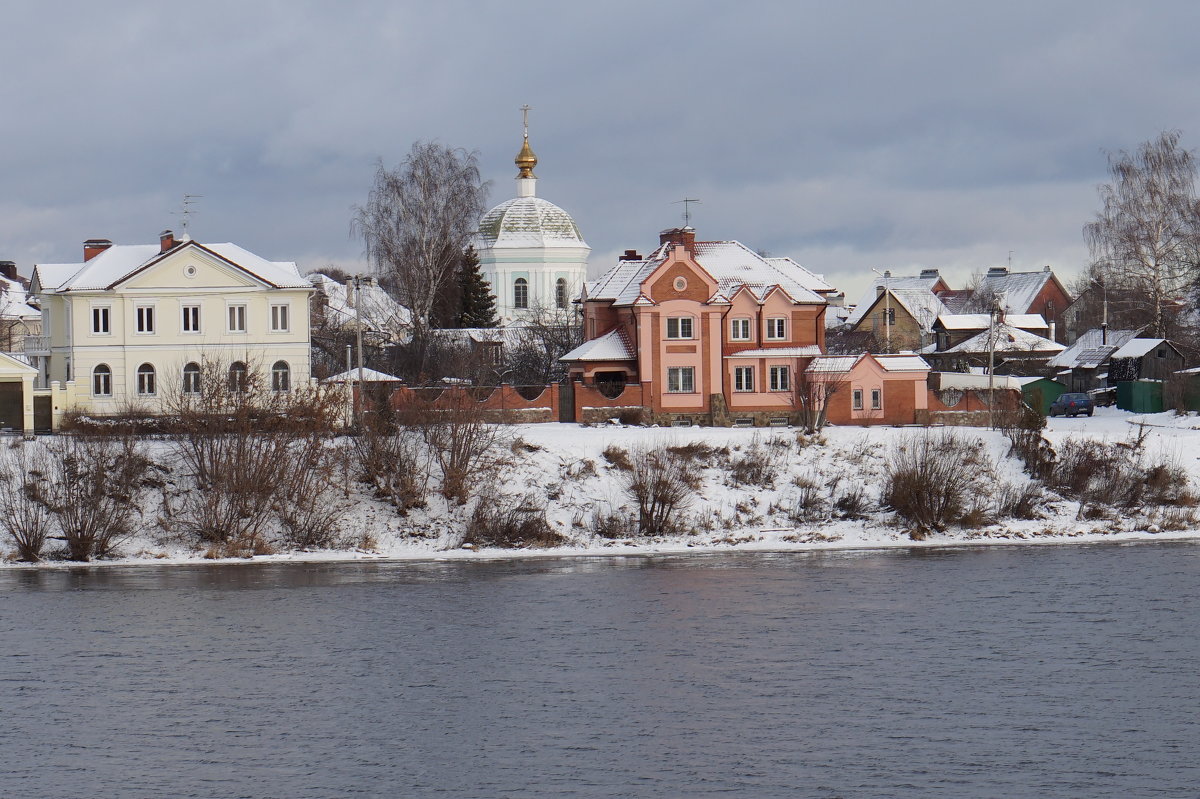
[730,318,751,341]
[765,317,786,340]
[666,317,694,339]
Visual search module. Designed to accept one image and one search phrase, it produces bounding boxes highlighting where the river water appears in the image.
[2,542,1198,799]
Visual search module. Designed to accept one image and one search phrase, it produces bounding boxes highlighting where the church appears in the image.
[476,113,589,324]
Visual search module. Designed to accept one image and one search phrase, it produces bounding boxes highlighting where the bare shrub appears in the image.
[589,508,637,539]
[39,435,153,561]
[883,431,980,533]
[276,440,347,550]
[0,444,54,562]
[355,420,430,512]
[617,408,645,425]
[410,393,508,504]
[463,496,565,548]
[622,446,697,536]
[833,486,871,520]
[727,435,785,489]
[788,474,826,523]
[601,445,633,471]
[666,441,719,465]
[995,481,1043,519]
[999,402,1054,479]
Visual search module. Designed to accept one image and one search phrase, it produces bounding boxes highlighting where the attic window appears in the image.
[673,276,688,292]
[184,265,197,278]
[1157,348,1166,358]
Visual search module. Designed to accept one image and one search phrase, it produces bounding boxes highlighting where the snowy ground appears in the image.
[6,404,1200,569]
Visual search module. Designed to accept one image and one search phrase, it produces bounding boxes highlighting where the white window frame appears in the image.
[666,317,694,340]
[765,317,787,340]
[730,318,751,341]
[135,305,155,335]
[92,364,112,397]
[769,365,790,392]
[271,360,291,392]
[91,305,111,336]
[733,366,754,392]
[852,388,864,410]
[181,304,201,334]
[182,362,202,395]
[136,363,156,396]
[667,366,695,393]
[270,303,290,332]
[555,278,568,310]
[513,277,529,309]
[871,388,882,410]
[227,304,247,333]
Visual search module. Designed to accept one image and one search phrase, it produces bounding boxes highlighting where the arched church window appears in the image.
[514,278,529,309]
[555,278,567,309]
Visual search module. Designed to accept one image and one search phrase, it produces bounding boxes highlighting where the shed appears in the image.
[1116,380,1163,414]
[1016,376,1066,416]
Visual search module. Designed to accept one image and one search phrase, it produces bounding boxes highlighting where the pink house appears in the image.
[804,353,931,426]
[563,227,834,425]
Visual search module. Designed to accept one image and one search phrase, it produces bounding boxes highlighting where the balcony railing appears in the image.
[23,335,49,355]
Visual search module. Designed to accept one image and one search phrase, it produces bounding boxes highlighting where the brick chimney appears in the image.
[619,249,642,261]
[84,239,113,261]
[159,229,176,253]
[0,261,16,281]
[658,226,696,254]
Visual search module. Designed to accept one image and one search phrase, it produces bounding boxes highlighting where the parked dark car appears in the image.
[1050,392,1094,417]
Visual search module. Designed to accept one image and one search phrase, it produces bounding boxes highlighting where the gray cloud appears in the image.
[3,0,1200,303]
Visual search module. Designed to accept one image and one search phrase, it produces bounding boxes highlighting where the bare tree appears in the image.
[505,304,583,386]
[353,142,489,350]
[1084,130,1200,337]
[793,361,850,432]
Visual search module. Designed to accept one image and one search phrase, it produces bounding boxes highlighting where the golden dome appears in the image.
[515,136,538,178]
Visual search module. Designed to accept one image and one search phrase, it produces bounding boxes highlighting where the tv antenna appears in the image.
[673,197,701,227]
[172,194,203,236]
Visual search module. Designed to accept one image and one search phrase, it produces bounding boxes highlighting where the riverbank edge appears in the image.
[5,526,1199,571]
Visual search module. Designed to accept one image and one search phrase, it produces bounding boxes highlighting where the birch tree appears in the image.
[353,142,489,341]
[1084,130,1200,337]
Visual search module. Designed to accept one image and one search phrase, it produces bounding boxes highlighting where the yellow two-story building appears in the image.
[30,231,313,415]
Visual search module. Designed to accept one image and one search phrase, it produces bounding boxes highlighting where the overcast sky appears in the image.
[4,1,1200,300]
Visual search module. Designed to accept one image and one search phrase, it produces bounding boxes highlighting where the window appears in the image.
[92,306,110,334]
[182,362,201,395]
[92,364,112,396]
[769,366,790,391]
[666,317,694,339]
[271,304,289,332]
[871,388,882,410]
[182,305,201,333]
[227,304,247,333]
[228,361,248,393]
[852,388,863,410]
[555,278,567,309]
[135,306,155,334]
[667,366,695,393]
[765,317,786,340]
[1157,348,1166,359]
[136,363,156,396]
[734,366,754,392]
[730,318,751,341]
[885,308,896,326]
[514,278,528,309]
[271,360,290,392]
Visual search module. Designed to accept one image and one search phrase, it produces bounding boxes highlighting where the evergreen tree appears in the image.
[456,246,499,328]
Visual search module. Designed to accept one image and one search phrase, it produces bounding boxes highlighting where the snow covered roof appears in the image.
[0,276,40,322]
[35,241,310,292]
[936,313,1047,331]
[763,257,834,293]
[477,196,588,250]
[560,328,635,362]
[309,273,412,333]
[935,372,1023,391]
[1047,328,1143,369]
[1110,338,1168,359]
[725,346,822,359]
[322,368,403,383]
[875,354,931,372]
[976,268,1064,314]
[846,273,945,327]
[585,240,826,308]
[944,324,1064,355]
[806,355,862,373]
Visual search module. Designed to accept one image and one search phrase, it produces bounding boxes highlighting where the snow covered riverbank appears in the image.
[6,405,1200,569]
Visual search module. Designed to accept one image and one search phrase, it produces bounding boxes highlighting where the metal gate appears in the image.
[558,380,576,423]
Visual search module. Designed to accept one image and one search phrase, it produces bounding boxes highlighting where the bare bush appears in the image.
[0,444,54,562]
[727,435,785,489]
[39,435,153,561]
[995,481,1043,519]
[833,486,871,520]
[622,447,697,536]
[463,495,565,548]
[355,421,430,512]
[413,393,508,503]
[788,474,826,523]
[589,507,637,539]
[883,432,981,533]
[601,445,633,471]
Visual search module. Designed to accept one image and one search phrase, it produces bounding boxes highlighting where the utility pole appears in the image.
[354,275,365,423]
